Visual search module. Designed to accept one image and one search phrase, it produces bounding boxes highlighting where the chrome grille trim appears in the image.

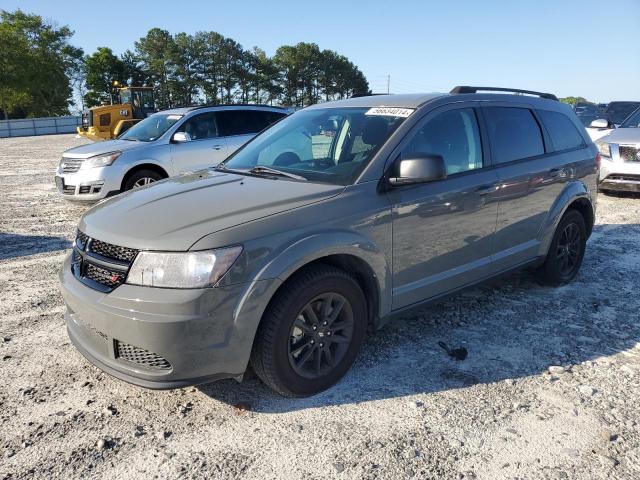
[60,158,84,173]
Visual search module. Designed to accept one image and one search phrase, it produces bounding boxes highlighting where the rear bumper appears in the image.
[59,253,281,389]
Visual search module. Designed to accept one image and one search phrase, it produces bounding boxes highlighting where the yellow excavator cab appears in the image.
[77,87,156,141]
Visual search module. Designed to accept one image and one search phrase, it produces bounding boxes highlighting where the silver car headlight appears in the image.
[81,151,121,169]
[126,246,242,288]
[596,142,611,158]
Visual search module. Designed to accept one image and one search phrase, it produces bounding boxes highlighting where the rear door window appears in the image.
[254,110,287,130]
[537,110,585,151]
[217,110,262,136]
[483,107,545,164]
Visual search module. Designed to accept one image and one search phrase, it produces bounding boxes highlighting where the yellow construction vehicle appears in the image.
[77,85,156,141]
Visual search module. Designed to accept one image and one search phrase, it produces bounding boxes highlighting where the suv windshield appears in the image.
[219,107,409,185]
[119,113,183,142]
[620,107,640,128]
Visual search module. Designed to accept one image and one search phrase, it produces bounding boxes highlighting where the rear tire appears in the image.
[539,210,587,286]
[250,265,367,397]
[122,169,164,191]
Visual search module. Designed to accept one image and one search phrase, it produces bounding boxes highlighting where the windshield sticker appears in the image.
[365,107,414,118]
[167,115,183,120]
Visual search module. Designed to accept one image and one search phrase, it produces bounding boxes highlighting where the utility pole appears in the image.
[386,75,390,94]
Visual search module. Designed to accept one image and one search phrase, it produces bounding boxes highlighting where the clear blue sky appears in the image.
[3,0,639,102]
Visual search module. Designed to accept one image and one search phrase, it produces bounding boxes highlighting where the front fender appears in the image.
[254,230,391,319]
[538,180,595,256]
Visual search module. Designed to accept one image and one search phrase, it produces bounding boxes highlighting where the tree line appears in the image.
[0,10,369,119]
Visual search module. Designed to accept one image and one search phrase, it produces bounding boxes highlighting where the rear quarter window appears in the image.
[483,107,545,164]
[537,110,585,151]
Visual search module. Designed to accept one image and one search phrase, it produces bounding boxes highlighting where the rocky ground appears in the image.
[1,134,639,479]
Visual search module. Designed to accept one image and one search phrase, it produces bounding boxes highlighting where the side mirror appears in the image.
[590,118,611,129]
[388,154,446,187]
[172,131,191,143]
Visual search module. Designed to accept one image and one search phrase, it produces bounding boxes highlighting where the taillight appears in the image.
[595,152,601,170]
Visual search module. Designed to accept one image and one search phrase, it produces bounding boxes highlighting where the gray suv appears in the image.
[59,86,598,397]
[55,105,288,201]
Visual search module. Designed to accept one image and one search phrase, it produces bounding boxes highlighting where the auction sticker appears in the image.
[365,107,414,117]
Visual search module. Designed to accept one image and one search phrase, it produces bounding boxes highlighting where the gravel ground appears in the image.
[1,134,639,480]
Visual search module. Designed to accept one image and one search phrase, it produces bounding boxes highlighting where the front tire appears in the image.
[250,265,367,397]
[122,169,164,192]
[539,210,587,286]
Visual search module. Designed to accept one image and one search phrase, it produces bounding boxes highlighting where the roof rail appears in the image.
[187,103,288,111]
[450,86,558,101]
[350,92,391,98]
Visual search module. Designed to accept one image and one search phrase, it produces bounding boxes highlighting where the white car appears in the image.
[586,102,640,141]
[595,107,640,193]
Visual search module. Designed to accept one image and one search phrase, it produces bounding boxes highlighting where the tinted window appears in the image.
[620,107,640,128]
[403,108,483,175]
[537,110,585,151]
[216,110,260,136]
[177,113,218,140]
[254,110,287,130]
[605,102,640,125]
[484,107,544,163]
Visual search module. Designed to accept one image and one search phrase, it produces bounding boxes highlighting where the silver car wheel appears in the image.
[133,177,155,188]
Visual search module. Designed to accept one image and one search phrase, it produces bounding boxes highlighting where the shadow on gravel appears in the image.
[0,232,71,260]
[199,222,640,413]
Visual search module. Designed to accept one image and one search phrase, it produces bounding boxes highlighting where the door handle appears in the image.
[211,145,223,150]
[476,184,498,195]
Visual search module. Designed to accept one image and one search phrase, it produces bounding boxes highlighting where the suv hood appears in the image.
[63,139,148,159]
[80,170,344,251]
[599,128,640,145]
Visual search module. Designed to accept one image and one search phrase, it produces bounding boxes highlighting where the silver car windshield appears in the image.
[119,114,183,142]
[219,107,409,185]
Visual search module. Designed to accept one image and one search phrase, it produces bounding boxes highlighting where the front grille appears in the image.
[619,145,640,163]
[90,239,138,262]
[75,231,88,250]
[115,341,172,370]
[85,263,123,288]
[71,230,138,292]
[63,184,76,195]
[60,158,83,173]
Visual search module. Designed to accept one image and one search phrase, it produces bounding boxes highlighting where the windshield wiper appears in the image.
[247,166,308,181]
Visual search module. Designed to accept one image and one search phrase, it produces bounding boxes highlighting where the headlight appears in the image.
[81,151,121,169]
[126,246,242,288]
[596,142,611,158]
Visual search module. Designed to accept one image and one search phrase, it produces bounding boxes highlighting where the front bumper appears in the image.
[55,165,120,202]
[599,149,640,193]
[59,253,281,389]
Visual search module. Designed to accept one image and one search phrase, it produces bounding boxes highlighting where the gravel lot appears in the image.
[1,134,639,479]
